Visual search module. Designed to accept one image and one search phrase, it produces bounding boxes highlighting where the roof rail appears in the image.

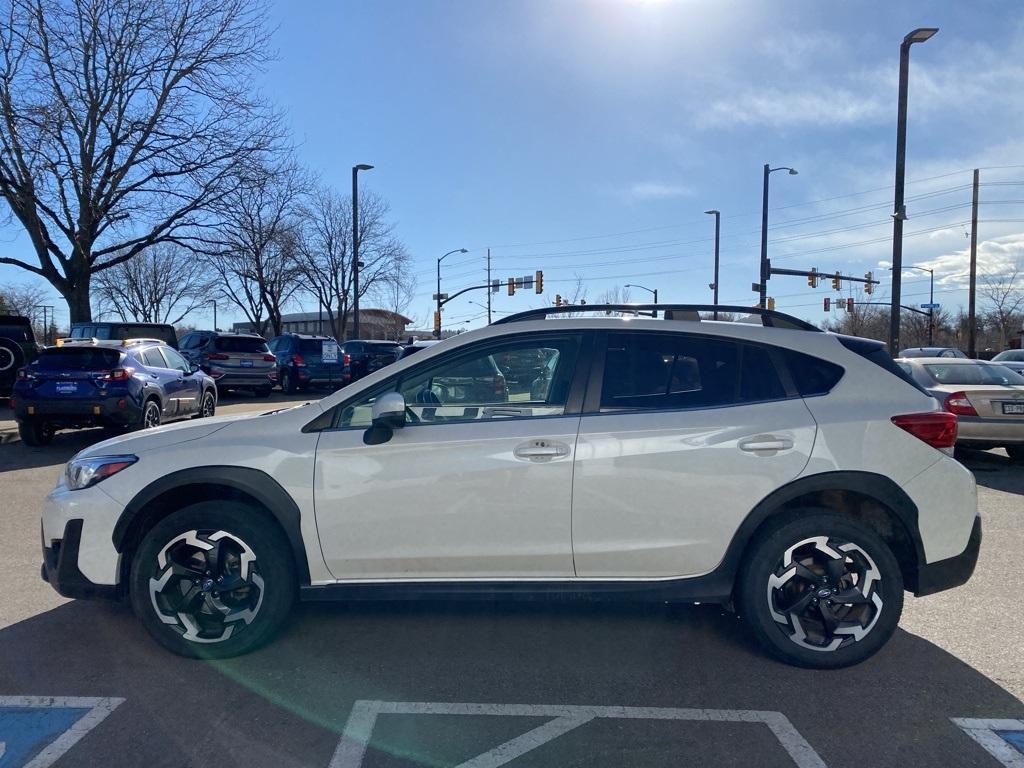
[492,304,822,332]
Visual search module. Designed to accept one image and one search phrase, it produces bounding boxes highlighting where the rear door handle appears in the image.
[738,436,794,453]
[514,440,571,462]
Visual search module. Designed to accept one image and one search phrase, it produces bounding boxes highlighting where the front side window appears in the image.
[162,348,191,373]
[337,336,581,428]
[600,333,786,411]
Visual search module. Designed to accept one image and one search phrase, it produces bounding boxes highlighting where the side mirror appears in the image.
[363,391,406,445]
[189,363,201,375]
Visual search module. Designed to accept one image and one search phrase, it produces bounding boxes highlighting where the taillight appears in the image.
[207,352,229,361]
[98,367,134,382]
[943,391,978,417]
[891,412,958,449]
[293,353,306,367]
[342,353,351,366]
[263,354,276,362]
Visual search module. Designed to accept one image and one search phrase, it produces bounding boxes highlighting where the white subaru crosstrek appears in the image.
[40,305,980,668]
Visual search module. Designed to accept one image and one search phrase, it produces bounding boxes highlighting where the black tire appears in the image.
[193,390,216,418]
[18,418,54,446]
[140,398,162,430]
[737,510,903,669]
[1006,445,1024,463]
[0,337,24,375]
[129,501,296,659]
[280,368,296,394]
[254,386,272,398]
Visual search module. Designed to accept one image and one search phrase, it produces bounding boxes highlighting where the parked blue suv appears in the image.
[12,341,217,446]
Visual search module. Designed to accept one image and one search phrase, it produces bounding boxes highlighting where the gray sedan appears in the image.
[992,348,1024,375]
[896,357,1024,462]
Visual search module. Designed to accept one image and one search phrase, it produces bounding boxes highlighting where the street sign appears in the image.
[920,303,940,309]
[431,293,449,301]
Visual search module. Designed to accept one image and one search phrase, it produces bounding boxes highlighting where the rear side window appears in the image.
[781,349,845,397]
[33,348,121,370]
[214,336,269,353]
[366,342,400,355]
[599,333,786,411]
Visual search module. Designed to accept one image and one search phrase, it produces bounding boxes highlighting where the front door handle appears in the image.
[738,436,794,453]
[514,440,571,462]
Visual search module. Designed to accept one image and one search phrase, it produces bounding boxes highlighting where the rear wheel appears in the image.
[1006,445,1024,464]
[193,390,216,418]
[140,398,162,430]
[738,510,903,669]
[18,418,54,446]
[129,501,295,658]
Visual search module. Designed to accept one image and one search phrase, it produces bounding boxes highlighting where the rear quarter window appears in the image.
[780,349,845,397]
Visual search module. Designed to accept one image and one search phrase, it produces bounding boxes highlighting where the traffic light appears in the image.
[823,297,831,311]
[507,277,515,296]
[535,270,544,294]
[433,311,441,335]
[807,268,818,288]
[554,294,562,306]
[864,272,873,295]
[767,297,776,311]
[846,298,855,312]
[831,273,841,291]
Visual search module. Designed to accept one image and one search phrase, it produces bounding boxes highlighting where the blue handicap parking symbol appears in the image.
[0,705,91,767]
[0,697,124,768]
[995,730,1024,754]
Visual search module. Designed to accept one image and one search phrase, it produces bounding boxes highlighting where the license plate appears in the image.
[55,382,78,394]
[322,341,339,363]
[1002,402,1024,415]
[240,359,253,368]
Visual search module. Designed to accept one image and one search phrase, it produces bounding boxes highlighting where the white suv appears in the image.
[40,305,981,668]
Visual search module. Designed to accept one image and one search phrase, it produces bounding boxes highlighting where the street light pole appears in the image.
[210,299,217,332]
[436,248,468,338]
[888,263,935,345]
[888,27,938,355]
[759,165,798,308]
[705,209,720,318]
[624,284,657,317]
[351,164,374,339]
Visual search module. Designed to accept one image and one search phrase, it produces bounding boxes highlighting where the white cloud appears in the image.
[696,87,886,129]
[917,233,1024,288]
[626,181,694,200]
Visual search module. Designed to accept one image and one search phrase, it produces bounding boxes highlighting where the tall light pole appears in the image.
[436,248,467,338]
[760,165,798,308]
[351,163,374,339]
[888,264,935,345]
[705,209,720,318]
[210,298,217,332]
[888,27,938,354]
[624,283,657,317]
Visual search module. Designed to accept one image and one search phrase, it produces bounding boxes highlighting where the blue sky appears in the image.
[3,0,1023,331]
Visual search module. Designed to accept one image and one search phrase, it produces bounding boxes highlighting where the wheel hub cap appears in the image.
[766,535,883,652]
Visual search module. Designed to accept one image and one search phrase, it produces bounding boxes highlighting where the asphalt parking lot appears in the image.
[1,394,1023,767]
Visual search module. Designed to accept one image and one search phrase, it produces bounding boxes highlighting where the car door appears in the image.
[161,347,201,414]
[571,331,816,579]
[312,332,590,580]
[139,347,179,416]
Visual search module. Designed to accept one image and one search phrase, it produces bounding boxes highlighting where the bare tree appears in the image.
[93,243,215,324]
[979,261,1024,350]
[0,0,281,323]
[371,250,416,340]
[293,185,409,341]
[207,160,304,337]
[0,280,47,317]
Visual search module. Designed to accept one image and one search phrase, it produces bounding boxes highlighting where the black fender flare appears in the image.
[714,470,924,589]
[112,465,311,585]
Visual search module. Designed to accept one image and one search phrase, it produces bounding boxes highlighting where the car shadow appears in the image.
[959,448,1024,495]
[1,599,1021,767]
[0,429,105,473]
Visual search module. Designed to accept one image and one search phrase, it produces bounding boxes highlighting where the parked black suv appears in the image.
[267,333,344,392]
[1,315,43,399]
[67,321,178,349]
[339,340,401,382]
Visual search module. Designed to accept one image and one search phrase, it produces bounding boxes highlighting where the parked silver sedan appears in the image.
[991,348,1024,375]
[896,357,1024,462]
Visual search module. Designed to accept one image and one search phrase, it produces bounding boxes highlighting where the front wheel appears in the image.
[737,510,903,669]
[18,418,54,446]
[129,501,296,658]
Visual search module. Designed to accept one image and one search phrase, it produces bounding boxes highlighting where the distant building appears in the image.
[232,309,411,340]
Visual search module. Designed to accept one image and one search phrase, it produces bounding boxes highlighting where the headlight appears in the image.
[65,455,138,491]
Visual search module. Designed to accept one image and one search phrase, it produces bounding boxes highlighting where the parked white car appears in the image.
[40,305,980,668]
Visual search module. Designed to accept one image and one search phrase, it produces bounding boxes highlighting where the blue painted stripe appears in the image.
[995,730,1024,754]
[0,706,90,767]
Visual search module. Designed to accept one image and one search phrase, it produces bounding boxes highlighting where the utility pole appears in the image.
[486,248,492,324]
[351,164,374,339]
[968,167,979,357]
[705,209,720,319]
[888,27,938,355]
[210,299,217,332]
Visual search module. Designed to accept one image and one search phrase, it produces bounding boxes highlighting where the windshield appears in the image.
[924,363,1024,386]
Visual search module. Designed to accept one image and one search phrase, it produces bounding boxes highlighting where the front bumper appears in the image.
[41,519,120,600]
[912,515,982,596]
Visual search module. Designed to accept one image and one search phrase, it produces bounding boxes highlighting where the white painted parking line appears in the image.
[952,718,1024,768]
[0,696,125,768]
[329,700,827,768]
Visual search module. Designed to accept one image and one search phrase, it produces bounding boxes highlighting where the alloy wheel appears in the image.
[766,535,883,652]
[148,529,264,644]
[143,402,161,429]
[200,392,215,417]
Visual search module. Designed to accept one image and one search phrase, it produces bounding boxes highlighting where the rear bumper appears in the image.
[207,370,275,388]
[957,416,1024,444]
[912,515,982,596]
[14,395,141,426]
[295,367,348,385]
[41,519,120,600]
